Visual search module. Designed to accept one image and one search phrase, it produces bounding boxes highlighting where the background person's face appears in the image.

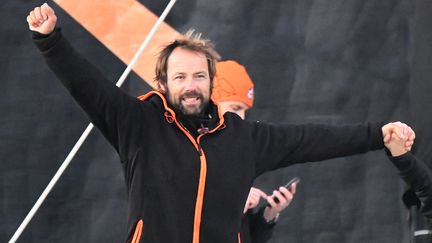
[162,48,211,115]
[218,100,249,120]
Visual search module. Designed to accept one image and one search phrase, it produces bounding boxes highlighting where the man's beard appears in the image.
[166,89,210,116]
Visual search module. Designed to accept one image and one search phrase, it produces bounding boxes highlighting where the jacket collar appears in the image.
[137,91,226,133]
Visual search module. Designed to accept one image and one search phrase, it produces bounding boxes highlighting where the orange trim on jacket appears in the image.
[131,220,143,243]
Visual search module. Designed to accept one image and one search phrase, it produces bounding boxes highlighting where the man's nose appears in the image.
[184,78,198,90]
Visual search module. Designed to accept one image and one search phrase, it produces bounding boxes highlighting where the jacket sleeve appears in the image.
[32,28,147,161]
[249,206,276,243]
[252,122,385,175]
[388,152,432,219]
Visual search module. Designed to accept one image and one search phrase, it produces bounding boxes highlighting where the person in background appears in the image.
[385,133,432,243]
[213,60,298,243]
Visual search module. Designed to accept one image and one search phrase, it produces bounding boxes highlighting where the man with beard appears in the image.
[27,3,415,243]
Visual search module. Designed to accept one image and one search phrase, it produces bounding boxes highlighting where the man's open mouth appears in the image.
[181,96,201,107]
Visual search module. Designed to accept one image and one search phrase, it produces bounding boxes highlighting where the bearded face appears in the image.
[162,48,211,116]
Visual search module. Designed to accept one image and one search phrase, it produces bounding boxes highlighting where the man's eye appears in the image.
[231,105,241,111]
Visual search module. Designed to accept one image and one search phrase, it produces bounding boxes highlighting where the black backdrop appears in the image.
[2,0,432,242]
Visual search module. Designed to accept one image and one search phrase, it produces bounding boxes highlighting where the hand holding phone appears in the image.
[267,177,300,206]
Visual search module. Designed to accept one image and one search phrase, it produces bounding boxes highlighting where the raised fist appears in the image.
[26,3,57,35]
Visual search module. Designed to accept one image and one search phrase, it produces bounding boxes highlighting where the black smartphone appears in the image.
[283,177,301,190]
[267,177,300,206]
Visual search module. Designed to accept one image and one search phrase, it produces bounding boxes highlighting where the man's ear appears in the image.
[158,82,167,93]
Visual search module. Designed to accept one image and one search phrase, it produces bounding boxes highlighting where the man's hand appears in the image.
[243,187,267,213]
[386,133,408,157]
[263,184,296,221]
[382,122,415,151]
[26,3,57,35]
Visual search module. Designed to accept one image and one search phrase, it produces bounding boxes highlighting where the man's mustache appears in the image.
[180,90,203,99]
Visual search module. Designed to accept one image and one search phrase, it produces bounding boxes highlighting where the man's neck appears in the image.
[178,106,211,138]
[166,101,217,138]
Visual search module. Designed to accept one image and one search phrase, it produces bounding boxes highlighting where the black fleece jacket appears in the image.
[33,28,385,243]
[389,152,432,219]
[241,206,276,243]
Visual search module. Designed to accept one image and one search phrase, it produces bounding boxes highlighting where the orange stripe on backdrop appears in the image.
[54,0,182,89]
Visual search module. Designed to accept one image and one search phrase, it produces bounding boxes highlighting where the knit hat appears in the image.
[212,60,254,108]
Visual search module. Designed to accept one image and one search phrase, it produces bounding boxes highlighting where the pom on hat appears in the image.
[212,60,254,108]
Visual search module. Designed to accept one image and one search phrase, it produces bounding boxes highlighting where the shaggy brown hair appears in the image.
[155,30,221,89]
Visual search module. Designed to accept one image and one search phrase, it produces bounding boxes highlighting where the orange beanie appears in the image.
[212,60,254,108]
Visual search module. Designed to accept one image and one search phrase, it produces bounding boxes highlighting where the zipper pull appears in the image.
[197,123,209,135]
